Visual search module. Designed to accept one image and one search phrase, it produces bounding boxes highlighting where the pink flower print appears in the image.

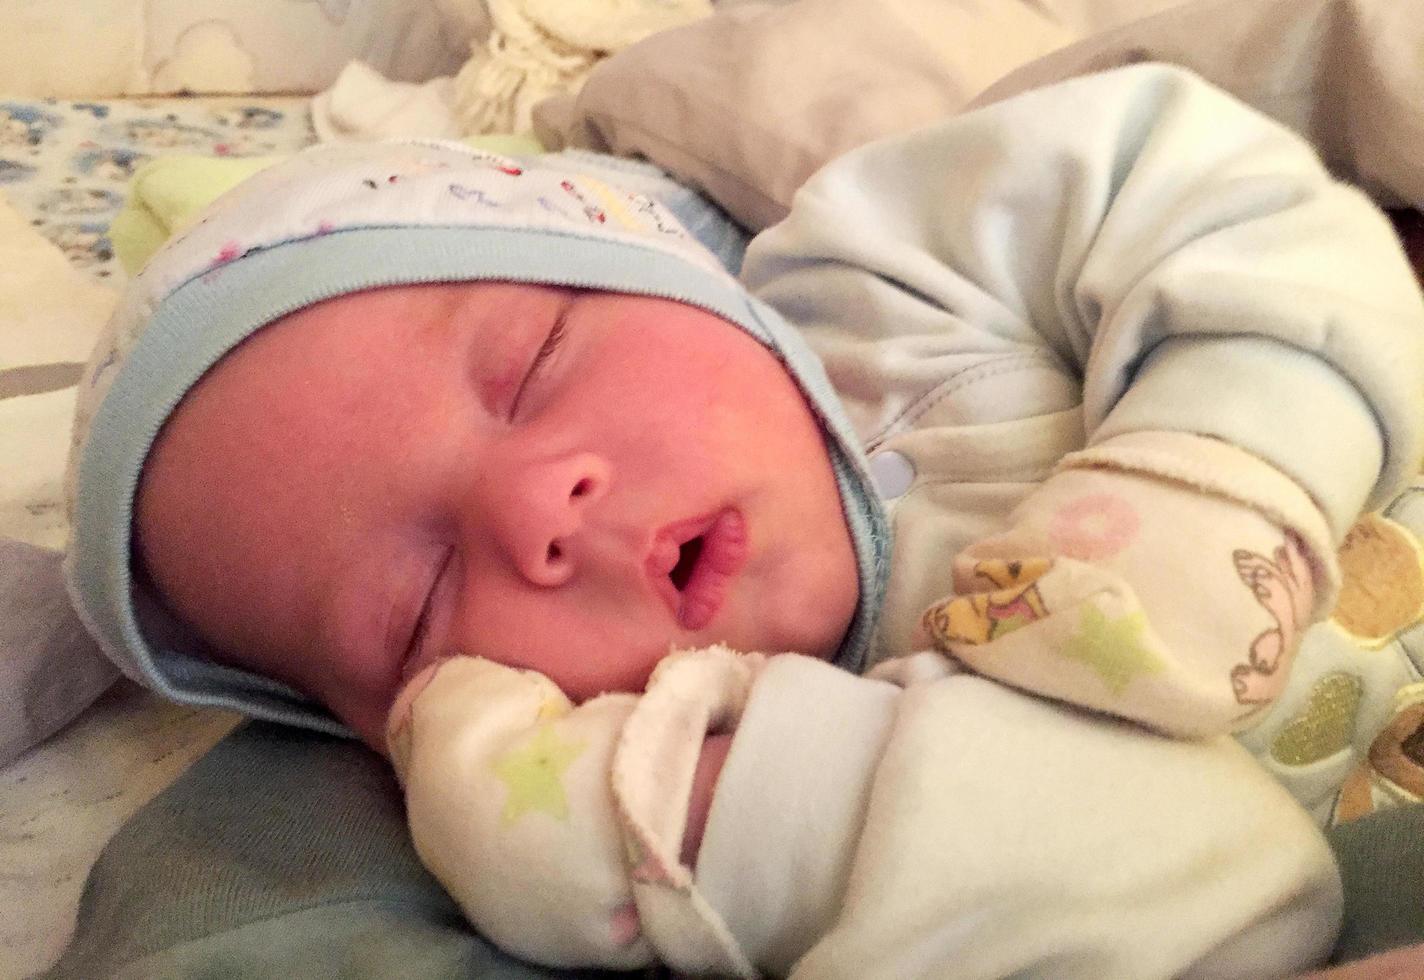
[1049,493,1140,561]
[315,221,335,235]
[214,241,242,264]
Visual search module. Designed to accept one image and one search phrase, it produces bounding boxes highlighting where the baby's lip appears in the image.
[646,509,749,631]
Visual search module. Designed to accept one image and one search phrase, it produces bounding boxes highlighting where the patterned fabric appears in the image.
[0,97,314,281]
[1239,479,1424,824]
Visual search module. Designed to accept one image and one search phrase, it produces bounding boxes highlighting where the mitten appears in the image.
[921,432,1340,736]
[386,656,651,968]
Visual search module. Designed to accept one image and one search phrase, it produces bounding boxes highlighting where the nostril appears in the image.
[571,478,593,499]
[547,542,563,563]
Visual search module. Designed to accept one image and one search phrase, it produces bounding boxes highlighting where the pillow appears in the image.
[531,0,1192,229]
[972,0,1424,211]
[0,0,476,98]
[0,539,117,767]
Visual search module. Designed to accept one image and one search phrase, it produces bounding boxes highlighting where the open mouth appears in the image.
[648,509,748,630]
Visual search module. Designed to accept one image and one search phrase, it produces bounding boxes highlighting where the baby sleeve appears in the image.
[742,63,1424,735]
[743,62,1424,535]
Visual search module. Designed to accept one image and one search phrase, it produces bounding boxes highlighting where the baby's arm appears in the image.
[743,62,1424,736]
[390,649,1344,978]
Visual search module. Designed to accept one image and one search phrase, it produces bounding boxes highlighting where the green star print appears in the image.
[1061,605,1165,695]
[492,723,587,826]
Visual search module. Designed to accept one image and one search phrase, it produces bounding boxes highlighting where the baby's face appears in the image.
[136,282,858,747]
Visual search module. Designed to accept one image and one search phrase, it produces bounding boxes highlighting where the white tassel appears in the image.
[451,0,712,136]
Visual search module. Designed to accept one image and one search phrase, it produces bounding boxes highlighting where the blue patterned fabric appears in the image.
[0,97,314,280]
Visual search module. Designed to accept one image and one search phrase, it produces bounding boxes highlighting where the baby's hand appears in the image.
[920,432,1335,737]
[386,656,653,969]
[386,648,769,977]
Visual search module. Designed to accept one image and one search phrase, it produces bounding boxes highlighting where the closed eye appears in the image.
[508,308,568,420]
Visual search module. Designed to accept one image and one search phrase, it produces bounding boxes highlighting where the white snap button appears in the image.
[868,449,916,500]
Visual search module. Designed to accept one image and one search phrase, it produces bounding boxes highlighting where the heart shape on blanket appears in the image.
[1270,671,1363,766]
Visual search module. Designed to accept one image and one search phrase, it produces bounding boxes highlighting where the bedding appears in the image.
[0,540,114,769]
[536,0,1424,231]
[531,0,1194,229]
[0,96,314,283]
[971,0,1424,210]
[5,1,1424,976]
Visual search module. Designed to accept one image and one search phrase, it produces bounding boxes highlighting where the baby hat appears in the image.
[63,139,890,734]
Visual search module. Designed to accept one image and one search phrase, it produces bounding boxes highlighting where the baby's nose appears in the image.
[510,452,611,587]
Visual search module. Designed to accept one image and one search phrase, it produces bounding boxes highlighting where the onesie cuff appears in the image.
[693,655,901,976]
[1094,335,1382,541]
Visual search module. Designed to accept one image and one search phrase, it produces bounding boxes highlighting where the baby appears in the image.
[63,64,1424,978]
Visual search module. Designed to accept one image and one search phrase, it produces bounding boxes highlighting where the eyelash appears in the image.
[508,311,568,419]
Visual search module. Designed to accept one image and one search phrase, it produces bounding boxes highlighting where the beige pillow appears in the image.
[533,0,1192,229]
[973,0,1424,210]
